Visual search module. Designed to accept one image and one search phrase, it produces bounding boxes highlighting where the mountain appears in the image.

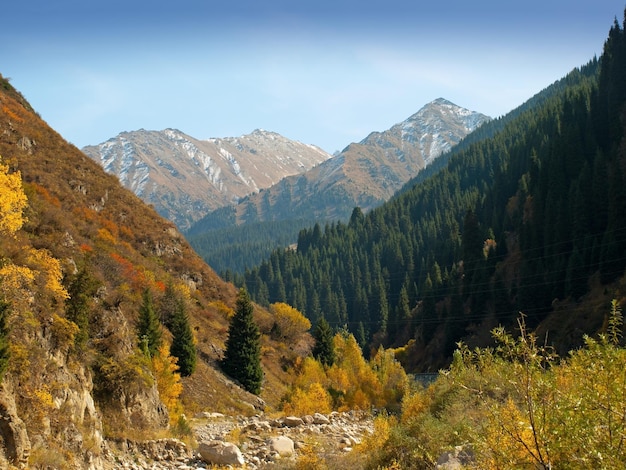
[82,128,332,230]
[0,75,303,467]
[239,46,625,372]
[189,98,490,234]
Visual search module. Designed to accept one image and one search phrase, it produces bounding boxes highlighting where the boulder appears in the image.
[312,413,330,425]
[268,436,294,457]
[283,416,304,427]
[198,440,244,466]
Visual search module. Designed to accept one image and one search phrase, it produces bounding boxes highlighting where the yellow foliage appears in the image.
[295,443,328,470]
[25,247,69,302]
[209,300,234,319]
[370,347,409,408]
[33,387,55,410]
[360,413,396,458]
[0,159,28,236]
[400,390,430,422]
[152,343,183,424]
[50,313,79,351]
[283,382,332,416]
[97,227,117,245]
[327,366,350,396]
[478,398,539,469]
[0,248,68,314]
[99,353,153,397]
[293,356,328,389]
[270,302,311,340]
[282,333,408,413]
[0,263,35,306]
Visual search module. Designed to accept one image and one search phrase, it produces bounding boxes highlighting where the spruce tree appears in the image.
[221,289,263,394]
[312,317,335,367]
[170,299,197,376]
[137,289,162,357]
[65,262,99,348]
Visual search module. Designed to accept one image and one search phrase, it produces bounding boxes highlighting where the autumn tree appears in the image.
[137,289,162,357]
[221,288,263,394]
[152,343,183,425]
[270,302,311,342]
[0,158,28,237]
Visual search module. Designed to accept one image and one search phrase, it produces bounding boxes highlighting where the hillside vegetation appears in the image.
[238,15,626,372]
[0,72,319,467]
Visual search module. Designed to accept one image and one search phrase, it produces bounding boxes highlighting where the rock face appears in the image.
[82,129,332,230]
[0,385,30,468]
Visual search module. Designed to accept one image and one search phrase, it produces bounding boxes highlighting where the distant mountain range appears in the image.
[83,99,489,275]
[187,98,490,234]
[82,128,332,230]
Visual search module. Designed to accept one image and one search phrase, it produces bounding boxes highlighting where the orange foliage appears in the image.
[79,243,93,253]
[101,218,119,238]
[119,224,134,240]
[2,104,24,123]
[109,252,165,293]
[30,183,61,208]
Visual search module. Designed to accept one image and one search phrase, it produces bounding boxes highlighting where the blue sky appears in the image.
[2,1,624,153]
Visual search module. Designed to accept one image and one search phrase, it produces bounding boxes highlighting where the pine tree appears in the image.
[137,289,162,357]
[312,317,335,367]
[170,298,197,377]
[159,281,179,328]
[65,262,99,348]
[221,289,263,394]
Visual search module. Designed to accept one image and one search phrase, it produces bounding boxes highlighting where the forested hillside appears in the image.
[187,218,316,276]
[239,18,626,371]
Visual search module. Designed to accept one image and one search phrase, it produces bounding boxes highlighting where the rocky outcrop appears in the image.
[0,384,30,468]
[436,445,475,469]
[83,129,332,231]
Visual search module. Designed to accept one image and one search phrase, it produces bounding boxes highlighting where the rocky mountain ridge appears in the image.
[188,98,490,233]
[82,128,331,231]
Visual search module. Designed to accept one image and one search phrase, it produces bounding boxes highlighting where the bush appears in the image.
[370,302,626,469]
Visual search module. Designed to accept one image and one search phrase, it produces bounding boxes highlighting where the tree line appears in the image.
[235,16,626,370]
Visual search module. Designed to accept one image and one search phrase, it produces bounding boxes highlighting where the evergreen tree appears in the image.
[137,289,162,357]
[0,299,10,382]
[170,298,197,377]
[159,281,179,328]
[312,317,335,367]
[221,289,263,394]
[65,261,100,348]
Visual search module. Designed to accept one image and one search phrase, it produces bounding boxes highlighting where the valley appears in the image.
[0,8,625,469]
